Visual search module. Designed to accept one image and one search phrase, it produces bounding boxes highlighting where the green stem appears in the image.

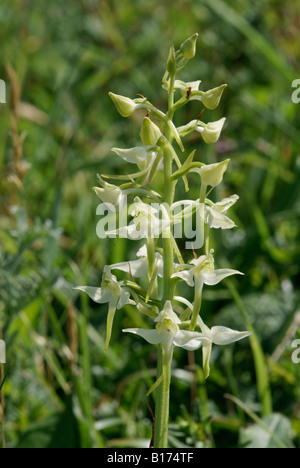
[205,224,210,255]
[153,344,173,447]
[153,73,176,449]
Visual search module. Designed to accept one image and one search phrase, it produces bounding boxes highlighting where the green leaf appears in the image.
[239,413,293,449]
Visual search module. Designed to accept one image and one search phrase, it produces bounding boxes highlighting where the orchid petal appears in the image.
[214,194,239,213]
[171,269,195,287]
[117,289,135,309]
[109,92,137,117]
[173,330,206,351]
[198,84,227,110]
[136,245,147,257]
[210,326,252,346]
[206,206,236,229]
[112,146,149,164]
[174,296,194,312]
[155,301,181,325]
[110,258,148,278]
[74,286,112,304]
[202,268,243,286]
[105,302,117,351]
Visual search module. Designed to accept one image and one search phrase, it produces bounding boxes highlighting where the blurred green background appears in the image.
[0,0,299,448]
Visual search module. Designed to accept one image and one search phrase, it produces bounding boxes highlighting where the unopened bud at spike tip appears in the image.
[166,44,176,77]
[201,84,227,110]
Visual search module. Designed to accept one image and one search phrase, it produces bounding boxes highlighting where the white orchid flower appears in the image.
[192,159,230,188]
[177,118,226,144]
[197,315,252,378]
[124,301,208,396]
[205,195,239,229]
[75,266,135,351]
[196,118,226,144]
[123,301,206,352]
[163,80,202,93]
[178,80,202,94]
[109,92,140,117]
[190,84,227,110]
[171,251,243,288]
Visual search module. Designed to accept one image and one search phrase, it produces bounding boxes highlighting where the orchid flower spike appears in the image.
[75,267,135,351]
[171,250,243,288]
[177,118,226,144]
[112,146,155,166]
[197,315,252,378]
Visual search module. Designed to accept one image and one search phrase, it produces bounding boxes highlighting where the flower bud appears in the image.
[198,159,230,187]
[201,84,227,110]
[198,118,226,144]
[166,44,176,77]
[109,92,137,117]
[140,117,162,146]
[179,33,198,59]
